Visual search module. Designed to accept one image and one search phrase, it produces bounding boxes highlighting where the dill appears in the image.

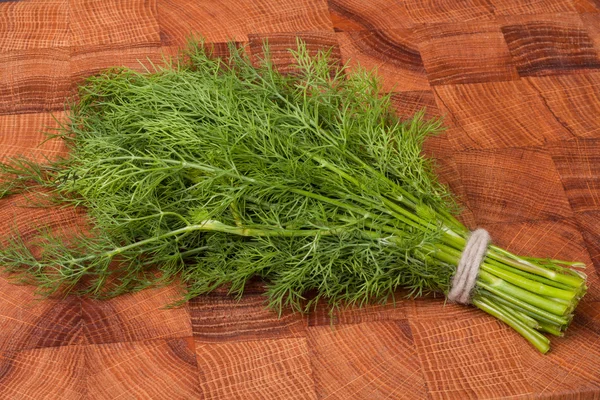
[0,40,587,353]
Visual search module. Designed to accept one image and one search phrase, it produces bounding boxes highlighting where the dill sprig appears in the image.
[0,40,587,353]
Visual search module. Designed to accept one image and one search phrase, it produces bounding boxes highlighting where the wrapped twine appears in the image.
[447,228,491,304]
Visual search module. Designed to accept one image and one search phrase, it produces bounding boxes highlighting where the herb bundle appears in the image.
[0,41,587,353]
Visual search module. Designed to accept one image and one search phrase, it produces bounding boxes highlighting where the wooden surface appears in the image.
[1,0,600,398]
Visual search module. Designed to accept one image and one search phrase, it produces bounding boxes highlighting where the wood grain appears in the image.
[69,0,161,48]
[158,0,333,45]
[85,338,202,399]
[248,31,341,74]
[0,112,68,161]
[190,281,306,343]
[0,0,70,51]
[0,345,85,400]
[195,338,316,399]
[434,80,573,150]
[337,29,429,92]
[489,0,578,15]
[308,321,427,400]
[549,138,600,213]
[526,73,600,138]
[2,0,600,398]
[0,48,71,115]
[410,316,533,400]
[403,0,494,23]
[327,0,415,31]
[501,13,600,76]
[82,285,193,345]
[418,21,519,85]
[453,147,573,224]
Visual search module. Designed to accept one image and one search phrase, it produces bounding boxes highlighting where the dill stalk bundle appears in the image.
[0,42,587,353]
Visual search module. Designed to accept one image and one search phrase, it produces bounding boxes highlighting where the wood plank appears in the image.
[190,281,306,343]
[500,13,600,77]
[418,21,519,85]
[0,0,70,51]
[308,321,427,399]
[337,29,429,92]
[403,0,494,23]
[434,80,573,150]
[158,0,333,45]
[69,0,161,48]
[85,338,202,399]
[82,285,193,345]
[195,338,316,399]
[0,48,71,115]
[0,345,86,400]
[327,0,415,31]
[453,147,573,224]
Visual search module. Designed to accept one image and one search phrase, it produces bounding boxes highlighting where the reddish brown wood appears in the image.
[500,13,600,77]
[2,0,600,398]
[418,21,519,85]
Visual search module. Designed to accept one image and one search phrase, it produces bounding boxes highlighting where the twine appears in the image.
[447,228,491,304]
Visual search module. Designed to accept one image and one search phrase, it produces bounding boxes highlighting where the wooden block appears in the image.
[432,156,478,229]
[337,29,429,93]
[195,338,316,399]
[403,0,494,24]
[85,338,202,399]
[575,210,600,273]
[327,0,415,32]
[575,301,600,335]
[308,320,427,399]
[453,147,573,224]
[501,14,600,77]
[0,0,70,51]
[69,0,161,48]
[488,0,578,15]
[0,48,71,115]
[582,13,600,53]
[418,21,519,85]
[518,320,600,397]
[549,138,600,213]
[410,316,533,400]
[82,285,193,345]
[157,0,333,46]
[434,80,572,150]
[0,195,88,246]
[0,345,85,399]
[0,112,68,162]
[307,298,408,326]
[390,90,440,121]
[526,73,600,139]
[0,280,82,352]
[573,0,600,13]
[70,44,163,88]
[248,31,341,74]
[190,281,306,342]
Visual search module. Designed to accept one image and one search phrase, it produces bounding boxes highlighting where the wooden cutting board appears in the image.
[1,0,600,398]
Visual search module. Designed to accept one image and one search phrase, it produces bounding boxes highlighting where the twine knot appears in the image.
[447,228,491,304]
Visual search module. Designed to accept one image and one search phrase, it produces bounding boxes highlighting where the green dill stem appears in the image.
[488,246,585,288]
[480,263,577,301]
[472,296,550,354]
[435,244,579,303]
[489,297,540,329]
[479,289,567,329]
[476,280,570,325]
[477,270,569,316]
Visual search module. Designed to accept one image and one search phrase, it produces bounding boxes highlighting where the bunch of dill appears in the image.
[0,41,586,353]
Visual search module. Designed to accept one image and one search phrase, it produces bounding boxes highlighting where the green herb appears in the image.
[0,40,587,353]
